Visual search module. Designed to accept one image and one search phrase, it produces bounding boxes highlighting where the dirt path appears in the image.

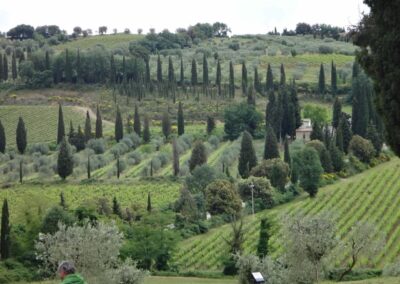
[73,106,114,127]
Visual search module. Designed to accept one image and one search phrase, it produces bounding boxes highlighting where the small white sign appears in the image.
[252,272,264,282]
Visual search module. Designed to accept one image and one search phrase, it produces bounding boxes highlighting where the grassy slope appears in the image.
[173,158,400,272]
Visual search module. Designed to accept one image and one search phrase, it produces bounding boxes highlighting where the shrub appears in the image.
[318,45,334,54]
[87,138,106,154]
[208,135,220,149]
[237,176,275,211]
[348,135,376,163]
[250,159,289,191]
[28,143,49,155]
[205,179,242,216]
[228,42,240,51]
[185,164,217,193]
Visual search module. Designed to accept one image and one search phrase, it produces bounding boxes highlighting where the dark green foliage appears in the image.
[87,156,91,179]
[295,147,323,197]
[329,141,344,172]
[250,159,289,191]
[115,106,123,142]
[224,103,261,140]
[367,123,382,155]
[191,59,197,86]
[189,141,207,172]
[168,56,175,83]
[266,63,274,92]
[143,115,151,143]
[116,157,121,179]
[84,111,91,142]
[16,117,27,154]
[254,67,261,94]
[1,199,10,260]
[145,58,150,85]
[318,63,325,95]
[280,64,286,86]
[122,56,126,81]
[95,105,103,138]
[216,60,222,96]
[0,120,6,153]
[57,137,73,180]
[290,80,302,129]
[19,159,23,184]
[338,115,352,153]
[11,51,17,80]
[41,206,74,234]
[110,54,116,84]
[352,61,360,78]
[349,135,376,163]
[60,192,67,209]
[180,57,184,86]
[229,61,235,98]
[147,192,152,213]
[257,218,270,258]
[238,131,257,178]
[177,102,184,136]
[310,122,324,141]
[162,111,171,139]
[264,125,279,160]
[351,72,371,138]
[284,138,290,165]
[57,104,65,144]
[65,49,72,83]
[320,147,333,173]
[157,55,163,83]
[247,85,255,106]
[76,49,81,83]
[241,62,248,94]
[265,92,278,133]
[332,98,342,129]
[223,219,244,275]
[331,61,337,95]
[280,88,296,139]
[205,180,242,216]
[45,50,50,70]
[173,139,179,176]
[185,164,217,193]
[0,55,3,81]
[112,197,122,217]
[68,124,85,151]
[207,116,215,135]
[134,105,141,137]
[202,54,208,86]
[354,1,400,156]
[3,54,8,81]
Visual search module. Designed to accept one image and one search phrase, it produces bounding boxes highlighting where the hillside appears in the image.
[173,158,400,272]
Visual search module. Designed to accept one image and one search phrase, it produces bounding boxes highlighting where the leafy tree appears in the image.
[332,97,342,129]
[177,102,184,136]
[134,105,141,137]
[11,51,17,80]
[250,158,289,191]
[157,55,163,83]
[0,199,10,260]
[189,141,207,172]
[84,111,91,142]
[224,103,261,140]
[205,180,241,216]
[168,56,175,83]
[237,177,274,211]
[294,147,323,197]
[257,218,270,258]
[331,61,337,95]
[69,124,85,152]
[191,58,197,86]
[185,164,217,194]
[202,54,208,86]
[280,64,286,86]
[318,63,325,95]
[207,116,215,135]
[0,120,5,153]
[7,24,34,39]
[348,135,376,163]
[57,104,65,144]
[241,62,248,94]
[115,106,123,142]
[161,111,171,139]
[354,1,400,156]
[96,105,103,138]
[238,131,257,178]
[57,137,74,180]
[264,125,279,160]
[320,147,333,173]
[367,123,383,155]
[172,139,180,176]
[266,63,274,92]
[16,117,27,154]
[41,206,75,234]
[229,61,235,98]
[143,115,151,143]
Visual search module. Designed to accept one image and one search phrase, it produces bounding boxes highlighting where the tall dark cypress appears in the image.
[257,218,270,258]
[241,62,248,94]
[110,55,116,84]
[338,115,352,153]
[280,64,286,86]
[180,57,184,86]
[162,111,171,139]
[172,138,179,176]
[216,59,221,96]
[143,115,151,143]
[264,125,279,160]
[207,116,215,135]
[331,61,337,96]
[318,63,325,95]
[168,56,175,83]
[266,63,274,92]
[87,155,91,179]
[57,104,65,144]
[3,54,8,81]
[284,138,290,165]
[57,137,73,180]
[45,50,50,70]
[116,157,120,179]
[145,58,150,85]
[290,79,302,129]
[351,72,370,138]
[115,106,123,142]
[16,117,27,154]
[310,122,324,141]
[0,199,10,260]
[0,120,5,154]
[133,104,141,136]
[280,89,296,139]
[191,58,197,86]
[147,192,152,213]
[202,54,208,87]
[254,67,261,94]
[177,102,184,136]
[95,105,103,138]
[332,98,342,129]
[266,91,277,131]
[84,111,91,142]
[0,54,3,81]
[11,51,17,80]
[229,61,235,98]
[238,131,257,178]
[157,55,163,83]
[189,141,207,172]
[65,49,72,83]
[122,55,126,82]
[19,159,23,184]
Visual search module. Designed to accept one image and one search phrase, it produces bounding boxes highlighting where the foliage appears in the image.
[205,180,242,216]
[224,103,261,140]
[303,104,328,124]
[264,125,279,160]
[238,131,257,178]
[189,141,207,172]
[185,164,218,194]
[0,199,10,260]
[348,135,376,163]
[257,218,271,258]
[16,117,27,154]
[115,106,124,142]
[57,137,74,180]
[250,159,289,191]
[237,177,274,211]
[40,206,75,234]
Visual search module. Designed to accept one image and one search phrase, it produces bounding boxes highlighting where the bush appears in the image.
[348,135,376,163]
[318,45,334,54]
[224,103,262,140]
[208,135,220,149]
[237,177,275,211]
[250,159,289,191]
[205,179,242,216]
[228,42,240,51]
[28,143,49,155]
[87,138,106,154]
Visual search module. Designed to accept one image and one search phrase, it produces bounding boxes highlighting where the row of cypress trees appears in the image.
[0,52,18,82]
[0,117,27,154]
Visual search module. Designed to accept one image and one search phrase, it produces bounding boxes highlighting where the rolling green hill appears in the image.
[173,158,400,272]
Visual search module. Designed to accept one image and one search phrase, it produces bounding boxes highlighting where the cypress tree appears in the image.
[284,138,290,165]
[331,61,337,95]
[280,88,296,139]
[0,199,10,260]
[115,106,123,142]
[65,49,72,83]
[290,79,302,129]
[16,117,27,154]
[298,147,323,198]
[202,54,208,87]
[57,104,65,144]
[11,51,17,80]
[162,111,171,139]
[147,192,152,213]
[3,54,8,81]
[266,91,276,128]
[177,102,184,136]
[352,61,359,78]
[133,105,141,136]
[172,138,179,176]
[266,63,274,92]
[351,73,370,138]
[122,56,126,82]
[112,197,121,217]
[229,61,235,98]
[168,56,175,83]
[264,125,280,160]
[157,55,163,83]
[241,62,248,94]
[76,49,81,83]
[329,141,344,172]
[254,67,261,94]
[143,115,151,143]
[247,85,255,106]
[19,159,23,184]
[180,57,184,86]
[145,58,150,85]
[323,124,331,148]
[216,60,221,96]
[336,126,344,152]
[60,192,67,209]
[338,115,352,153]
[87,155,91,179]
[257,218,270,258]
[95,105,103,138]
[280,63,286,86]
[320,147,333,173]
[45,50,50,70]
[116,157,120,179]
[110,55,116,84]
[367,123,383,155]
[0,54,3,81]
[310,122,324,141]
[207,116,215,135]
[318,63,325,95]
[75,125,86,152]
[0,120,5,154]
[84,111,91,142]
[189,141,207,172]
[238,131,257,178]
[191,58,197,86]
[150,161,153,177]
[332,97,342,129]
[57,137,73,180]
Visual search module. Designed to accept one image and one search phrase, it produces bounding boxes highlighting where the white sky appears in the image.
[0,0,369,35]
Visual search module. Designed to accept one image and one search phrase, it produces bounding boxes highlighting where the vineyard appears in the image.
[173,158,400,272]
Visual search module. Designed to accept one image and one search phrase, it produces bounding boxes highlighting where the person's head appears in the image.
[57,261,76,279]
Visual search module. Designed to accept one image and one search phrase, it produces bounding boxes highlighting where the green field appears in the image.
[173,158,400,272]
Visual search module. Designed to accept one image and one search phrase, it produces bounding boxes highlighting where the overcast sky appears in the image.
[0,0,369,35]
